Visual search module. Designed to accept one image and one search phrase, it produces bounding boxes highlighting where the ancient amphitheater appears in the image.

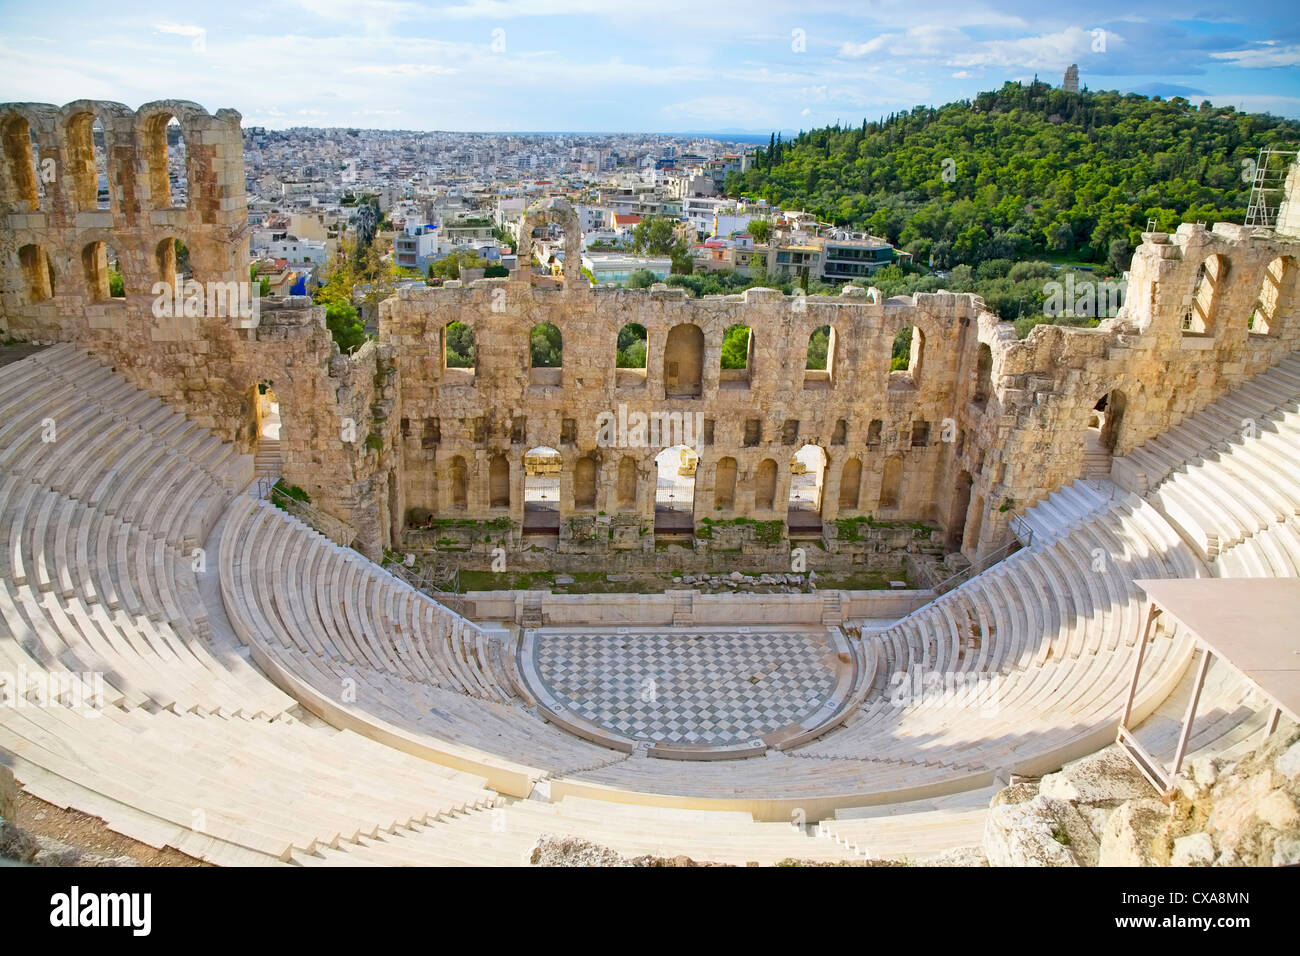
[1,100,1298,866]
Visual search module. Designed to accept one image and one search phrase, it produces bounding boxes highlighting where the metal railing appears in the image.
[931,528,1027,597]
[381,553,469,616]
[260,478,358,547]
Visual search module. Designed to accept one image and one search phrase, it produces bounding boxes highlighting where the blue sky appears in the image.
[1,0,1297,131]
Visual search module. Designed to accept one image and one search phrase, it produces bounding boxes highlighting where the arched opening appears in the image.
[788,444,827,534]
[948,471,973,550]
[755,458,778,511]
[447,456,469,511]
[1182,255,1228,335]
[663,323,704,398]
[889,325,924,385]
[838,458,862,510]
[574,454,598,510]
[1085,389,1126,477]
[1250,255,1294,336]
[82,241,125,302]
[974,343,993,405]
[489,454,510,509]
[879,455,902,510]
[445,321,475,375]
[255,381,280,440]
[804,324,835,389]
[720,323,752,389]
[714,456,737,511]
[616,455,638,509]
[523,446,561,534]
[965,494,985,560]
[67,113,111,212]
[654,445,697,535]
[529,321,562,385]
[1,114,40,210]
[516,199,582,289]
[18,244,54,303]
[616,322,647,387]
[144,113,189,210]
[155,237,179,289]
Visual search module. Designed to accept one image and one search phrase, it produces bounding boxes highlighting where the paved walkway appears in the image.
[529,626,844,747]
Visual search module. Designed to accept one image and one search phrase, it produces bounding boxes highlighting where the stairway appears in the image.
[1081,435,1112,480]
[254,438,282,479]
[821,590,843,626]
[521,595,543,629]
[670,590,694,626]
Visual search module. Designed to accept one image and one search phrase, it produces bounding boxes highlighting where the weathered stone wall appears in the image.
[379,280,981,554]
[4,101,1299,565]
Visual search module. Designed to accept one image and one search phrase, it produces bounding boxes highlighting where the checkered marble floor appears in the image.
[531,627,842,746]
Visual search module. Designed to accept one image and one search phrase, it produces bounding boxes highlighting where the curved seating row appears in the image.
[218,495,622,778]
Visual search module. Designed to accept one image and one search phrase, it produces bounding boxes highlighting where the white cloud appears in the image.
[154,21,206,39]
[344,63,459,76]
[1211,44,1300,68]
[839,35,893,59]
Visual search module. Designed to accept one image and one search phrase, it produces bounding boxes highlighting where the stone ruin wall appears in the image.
[3,100,1300,565]
[0,100,395,552]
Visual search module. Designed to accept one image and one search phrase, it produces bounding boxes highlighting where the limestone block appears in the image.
[1099,799,1168,867]
[1171,832,1216,867]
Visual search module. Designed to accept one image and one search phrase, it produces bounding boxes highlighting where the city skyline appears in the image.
[0,0,1297,131]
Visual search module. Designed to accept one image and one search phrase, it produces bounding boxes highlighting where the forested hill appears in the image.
[725,81,1300,270]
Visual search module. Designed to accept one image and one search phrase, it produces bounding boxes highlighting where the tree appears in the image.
[747,218,773,244]
[626,268,658,289]
[616,323,647,368]
[720,325,751,369]
[445,321,475,368]
[631,217,679,256]
[429,250,489,280]
[325,301,366,354]
[530,322,563,367]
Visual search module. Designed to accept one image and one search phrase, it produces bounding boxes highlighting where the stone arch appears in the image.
[974,343,993,405]
[529,320,562,385]
[965,494,986,558]
[1251,255,1295,336]
[138,107,195,211]
[714,456,737,510]
[755,458,778,510]
[447,456,469,511]
[804,324,836,388]
[890,323,925,385]
[523,446,561,533]
[616,321,648,387]
[489,453,511,509]
[616,455,638,509]
[65,110,112,212]
[516,196,582,289]
[1,111,40,210]
[654,445,697,534]
[444,320,475,372]
[1097,388,1127,455]
[573,454,598,509]
[663,323,704,398]
[81,240,124,301]
[1182,253,1229,335]
[720,323,752,388]
[838,458,862,510]
[789,444,827,532]
[155,237,179,288]
[529,321,562,367]
[879,455,902,509]
[948,470,973,550]
[17,243,54,303]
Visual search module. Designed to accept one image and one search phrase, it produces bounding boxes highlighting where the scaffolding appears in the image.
[1244,147,1297,229]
